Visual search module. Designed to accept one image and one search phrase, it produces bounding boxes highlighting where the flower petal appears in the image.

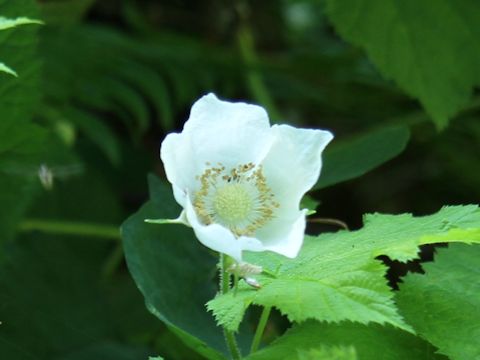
[185,195,263,262]
[256,209,307,258]
[184,93,273,169]
[261,125,333,219]
[160,133,196,206]
[161,94,275,201]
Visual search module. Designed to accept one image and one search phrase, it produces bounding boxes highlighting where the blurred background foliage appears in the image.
[0,0,479,359]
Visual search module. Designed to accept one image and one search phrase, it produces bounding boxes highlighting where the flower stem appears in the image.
[250,306,272,354]
[219,254,242,360]
[19,219,120,240]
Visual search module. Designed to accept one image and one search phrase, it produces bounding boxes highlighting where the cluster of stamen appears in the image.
[193,162,279,237]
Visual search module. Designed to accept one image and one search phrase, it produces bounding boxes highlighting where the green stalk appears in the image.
[19,219,120,240]
[250,306,272,354]
[219,254,242,360]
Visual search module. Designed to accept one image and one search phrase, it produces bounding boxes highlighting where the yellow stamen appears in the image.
[193,162,279,236]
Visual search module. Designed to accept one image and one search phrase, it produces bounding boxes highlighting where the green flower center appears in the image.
[193,162,279,237]
[213,183,253,224]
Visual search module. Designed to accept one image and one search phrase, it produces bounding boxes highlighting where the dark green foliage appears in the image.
[0,0,43,243]
[397,244,480,360]
[1,0,480,359]
[246,322,446,360]
[325,0,480,128]
[0,235,151,359]
[121,176,226,359]
[316,125,410,189]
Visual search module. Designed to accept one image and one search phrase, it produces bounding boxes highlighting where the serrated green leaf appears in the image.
[208,206,480,333]
[397,244,480,360]
[246,322,446,360]
[296,346,357,360]
[315,125,410,189]
[420,227,480,245]
[324,0,480,128]
[207,287,252,333]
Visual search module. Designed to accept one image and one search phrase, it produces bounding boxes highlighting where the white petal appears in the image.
[183,93,273,168]
[257,209,307,258]
[185,195,263,262]
[160,94,275,200]
[261,125,333,220]
[161,133,198,206]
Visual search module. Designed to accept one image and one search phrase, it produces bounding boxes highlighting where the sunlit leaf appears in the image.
[246,322,446,360]
[0,62,16,76]
[0,16,41,30]
[0,14,41,76]
[324,0,480,128]
[208,206,480,332]
[397,244,480,360]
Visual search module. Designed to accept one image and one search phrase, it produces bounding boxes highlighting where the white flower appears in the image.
[159,93,333,262]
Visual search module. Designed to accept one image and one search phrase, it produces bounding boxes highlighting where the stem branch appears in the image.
[250,306,271,354]
[219,254,242,360]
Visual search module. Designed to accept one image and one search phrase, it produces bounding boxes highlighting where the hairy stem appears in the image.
[250,306,272,354]
[19,219,120,240]
[219,254,242,359]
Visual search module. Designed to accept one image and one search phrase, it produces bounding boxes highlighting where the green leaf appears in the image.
[208,206,480,332]
[300,195,319,215]
[0,14,42,76]
[0,0,44,243]
[0,62,17,76]
[397,243,480,360]
[295,346,357,360]
[316,125,410,189]
[246,321,446,360]
[0,0,42,122]
[0,16,42,30]
[121,175,227,360]
[324,0,480,128]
